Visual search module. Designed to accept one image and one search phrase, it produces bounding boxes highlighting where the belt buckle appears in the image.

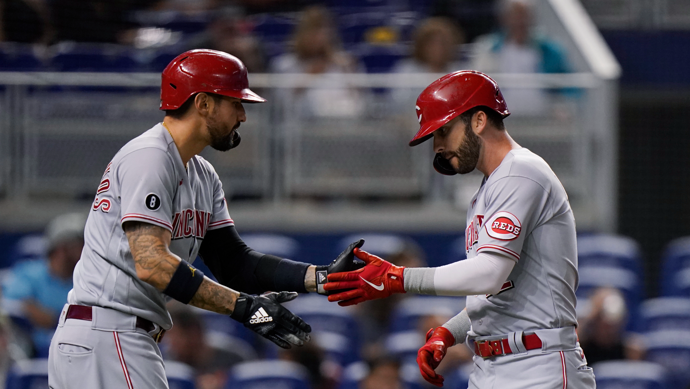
[476,339,506,357]
[153,329,166,343]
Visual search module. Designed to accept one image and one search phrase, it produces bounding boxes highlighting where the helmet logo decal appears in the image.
[416,105,422,123]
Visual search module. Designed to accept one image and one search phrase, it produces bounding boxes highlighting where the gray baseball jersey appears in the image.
[463,148,578,336]
[68,123,233,330]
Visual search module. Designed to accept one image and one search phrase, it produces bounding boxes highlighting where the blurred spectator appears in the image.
[164,303,253,389]
[51,0,159,43]
[0,0,51,43]
[390,17,467,113]
[578,287,645,365]
[396,17,465,74]
[0,309,11,387]
[359,357,403,389]
[0,212,85,357]
[269,5,365,119]
[184,6,266,72]
[429,0,498,44]
[470,0,571,116]
[279,337,338,389]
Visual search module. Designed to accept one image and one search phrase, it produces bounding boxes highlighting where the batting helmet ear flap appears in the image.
[433,153,457,176]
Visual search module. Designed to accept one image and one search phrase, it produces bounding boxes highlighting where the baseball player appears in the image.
[325,71,596,388]
[48,49,363,389]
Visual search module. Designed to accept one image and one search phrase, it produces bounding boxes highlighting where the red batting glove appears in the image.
[417,327,456,387]
[323,248,405,306]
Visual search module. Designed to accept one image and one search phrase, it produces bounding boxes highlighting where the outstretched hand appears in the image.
[323,248,405,306]
[231,291,312,349]
[316,239,365,295]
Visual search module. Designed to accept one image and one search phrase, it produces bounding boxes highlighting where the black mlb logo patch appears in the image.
[146,193,161,211]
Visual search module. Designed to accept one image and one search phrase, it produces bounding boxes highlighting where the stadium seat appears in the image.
[338,361,368,389]
[149,47,182,72]
[196,309,256,345]
[283,294,360,365]
[445,235,469,265]
[339,360,425,389]
[339,13,389,46]
[282,294,358,337]
[0,43,43,71]
[165,361,196,389]
[337,233,408,259]
[441,365,472,389]
[354,44,406,73]
[638,297,690,332]
[49,43,139,72]
[225,360,311,389]
[249,13,296,44]
[593,360,672,389]
[4,358,49,389]
[577,233,644,278]
[643,330,690,388]
[159,14,209,35]
[576,265,641,308]
[312,331,358,366]
[659,237,690,296]
[8,234,45,263]
[241,233,301,259]
[669,268,690,296]
[384,330,423,363]
[388,296,465,333]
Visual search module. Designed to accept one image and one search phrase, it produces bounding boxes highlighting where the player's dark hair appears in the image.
[459,106,505,130]
[164,92,223,119]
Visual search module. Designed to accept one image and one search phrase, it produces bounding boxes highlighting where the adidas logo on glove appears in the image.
[249,307,273,324]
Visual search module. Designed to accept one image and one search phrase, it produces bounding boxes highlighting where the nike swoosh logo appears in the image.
[360,276,384,291]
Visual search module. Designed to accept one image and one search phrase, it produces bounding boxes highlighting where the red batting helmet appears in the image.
[160,49,266,110]
[409,70,510,147]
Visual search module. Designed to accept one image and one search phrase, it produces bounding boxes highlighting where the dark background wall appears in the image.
[605,30,690,296]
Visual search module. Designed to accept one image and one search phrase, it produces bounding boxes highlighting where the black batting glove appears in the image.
[231,291,312,349]
[316,239,365,295]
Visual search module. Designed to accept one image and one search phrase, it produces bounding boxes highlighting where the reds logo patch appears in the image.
[485,212,522,240]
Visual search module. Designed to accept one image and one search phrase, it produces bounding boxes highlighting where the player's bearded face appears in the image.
[207,110,241,152]
[448,123,482,174]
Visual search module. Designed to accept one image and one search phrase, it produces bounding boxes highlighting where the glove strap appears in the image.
[230,293,251,322]
[388,265,407,294]
[315,265,328,294]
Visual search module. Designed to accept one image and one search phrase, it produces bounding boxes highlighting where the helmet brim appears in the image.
[238,88,267,103]
[216,87,267,103]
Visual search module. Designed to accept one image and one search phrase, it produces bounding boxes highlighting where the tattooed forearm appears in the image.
[124,221,179,290]
[189,278,239,315]
[124,221,241,315]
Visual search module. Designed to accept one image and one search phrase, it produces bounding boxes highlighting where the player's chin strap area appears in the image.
[433,153,457,176]
[229,130,241,149]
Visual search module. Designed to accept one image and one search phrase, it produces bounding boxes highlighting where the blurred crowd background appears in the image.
[0,0,690,388]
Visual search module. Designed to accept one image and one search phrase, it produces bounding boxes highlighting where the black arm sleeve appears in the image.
[198,226,310,294]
